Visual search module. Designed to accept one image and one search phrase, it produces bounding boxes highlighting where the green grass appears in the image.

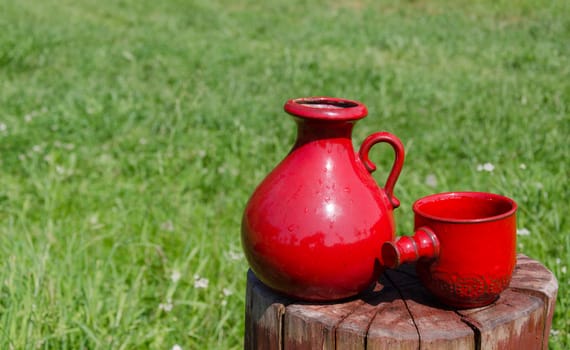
[0,0,568,348]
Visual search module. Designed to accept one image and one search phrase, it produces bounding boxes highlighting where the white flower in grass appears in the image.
[476,163,494,172]
[122,50,135,61]
[519,163,527,170]
[516,228,530,236]
[172,345,183,350]
[556,258,561,265]
[425,174,437,188]
[171,270,181,283]
[0,123,7,132]
[159,299,173,312]
[562,266,567,274]
[89,214,99,225]
[161,220,175,232]
[221,288,233,307]
[550,329,560,336]
[228,250,244,261]
[193,274,209,289]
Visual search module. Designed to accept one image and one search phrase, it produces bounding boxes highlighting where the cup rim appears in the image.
[412,191,517,224]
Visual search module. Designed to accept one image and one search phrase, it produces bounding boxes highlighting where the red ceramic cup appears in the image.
[381,192,517,308]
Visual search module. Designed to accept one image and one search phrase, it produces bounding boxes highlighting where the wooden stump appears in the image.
[244,254,558,350]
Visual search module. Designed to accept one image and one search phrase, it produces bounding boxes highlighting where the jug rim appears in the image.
[284,97,368,121]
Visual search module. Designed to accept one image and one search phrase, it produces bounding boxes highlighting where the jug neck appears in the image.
[293,119,355,148]
[284,97,367,148]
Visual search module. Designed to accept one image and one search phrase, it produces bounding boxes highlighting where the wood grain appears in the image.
[244,255,557,350]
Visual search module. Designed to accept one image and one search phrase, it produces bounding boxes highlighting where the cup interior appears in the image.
[413,192,516,223]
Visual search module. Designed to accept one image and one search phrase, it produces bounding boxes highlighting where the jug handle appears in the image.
[358,132,405,208]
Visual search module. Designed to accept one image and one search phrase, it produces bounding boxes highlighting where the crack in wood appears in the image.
[331,299,366,350]
[457,313,482,350]
[384,270,422,349]
[361,275,397,350]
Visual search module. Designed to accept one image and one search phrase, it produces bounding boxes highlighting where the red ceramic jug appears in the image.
[241,97,405,301]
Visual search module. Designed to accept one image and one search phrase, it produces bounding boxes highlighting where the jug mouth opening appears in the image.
[284,97,368,121]
[413,191,517,223]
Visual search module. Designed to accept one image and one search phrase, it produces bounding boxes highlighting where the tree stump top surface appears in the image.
[245,254,558,350]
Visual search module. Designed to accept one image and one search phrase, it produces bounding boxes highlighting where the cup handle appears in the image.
[358,132,405,208]
[381,227,440,268]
